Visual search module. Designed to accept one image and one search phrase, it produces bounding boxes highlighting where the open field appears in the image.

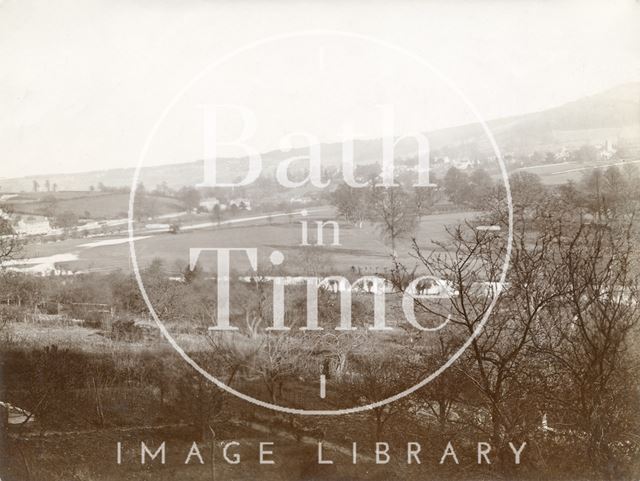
[2,191,183,219]
[18,209,477,274]
[1,191,101,202]
[513,158,640,185]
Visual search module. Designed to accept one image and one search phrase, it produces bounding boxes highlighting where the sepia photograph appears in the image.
[1,1,640,480]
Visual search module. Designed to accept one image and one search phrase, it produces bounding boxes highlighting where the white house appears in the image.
[14,215,52,236]
[598,139,617,160]
[289,196,310,205]
[228,198,251,210]
[199,197,222,212]
[1,210,52,236]
[453,158,472,170]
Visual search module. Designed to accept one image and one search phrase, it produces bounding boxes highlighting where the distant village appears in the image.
[0,137,637,244]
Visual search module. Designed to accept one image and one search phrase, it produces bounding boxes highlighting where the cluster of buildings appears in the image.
[448,139,622,171]
[198,197,252,212]
[0,209,52,236]
[0,194,54,236]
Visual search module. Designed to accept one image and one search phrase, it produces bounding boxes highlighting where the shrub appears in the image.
[0,304,26,323]
[109,318,143,342]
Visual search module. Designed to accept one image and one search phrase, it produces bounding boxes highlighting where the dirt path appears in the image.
[8,416,374,462]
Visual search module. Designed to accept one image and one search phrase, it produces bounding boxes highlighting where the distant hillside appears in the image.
[1,82,638,192]
[443,82,640,154]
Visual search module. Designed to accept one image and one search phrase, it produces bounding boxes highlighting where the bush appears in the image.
[109,318,143,342]
[66,304,109,326]
[0,304,26,323]
[81,318,103,329]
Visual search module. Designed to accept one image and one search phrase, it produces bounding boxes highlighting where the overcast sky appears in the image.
[1,0,639,179]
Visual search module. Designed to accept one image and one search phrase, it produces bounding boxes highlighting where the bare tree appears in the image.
[257,333,309,403]
[211,203,223,225]
[0,217,22,265]
[403,333,467,430]
[179,186,201,212]
[166,354,225,440]
[535,213,640,479]
[330,183,369,228]
[393,192,567,469]
[341,346,410,441]
[413,182,442,216]
[368,185,418,256]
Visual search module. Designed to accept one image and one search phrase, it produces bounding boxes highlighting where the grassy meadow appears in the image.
[20,209,476,274]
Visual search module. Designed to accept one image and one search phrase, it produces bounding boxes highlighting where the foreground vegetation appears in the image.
[2,165,640,480]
